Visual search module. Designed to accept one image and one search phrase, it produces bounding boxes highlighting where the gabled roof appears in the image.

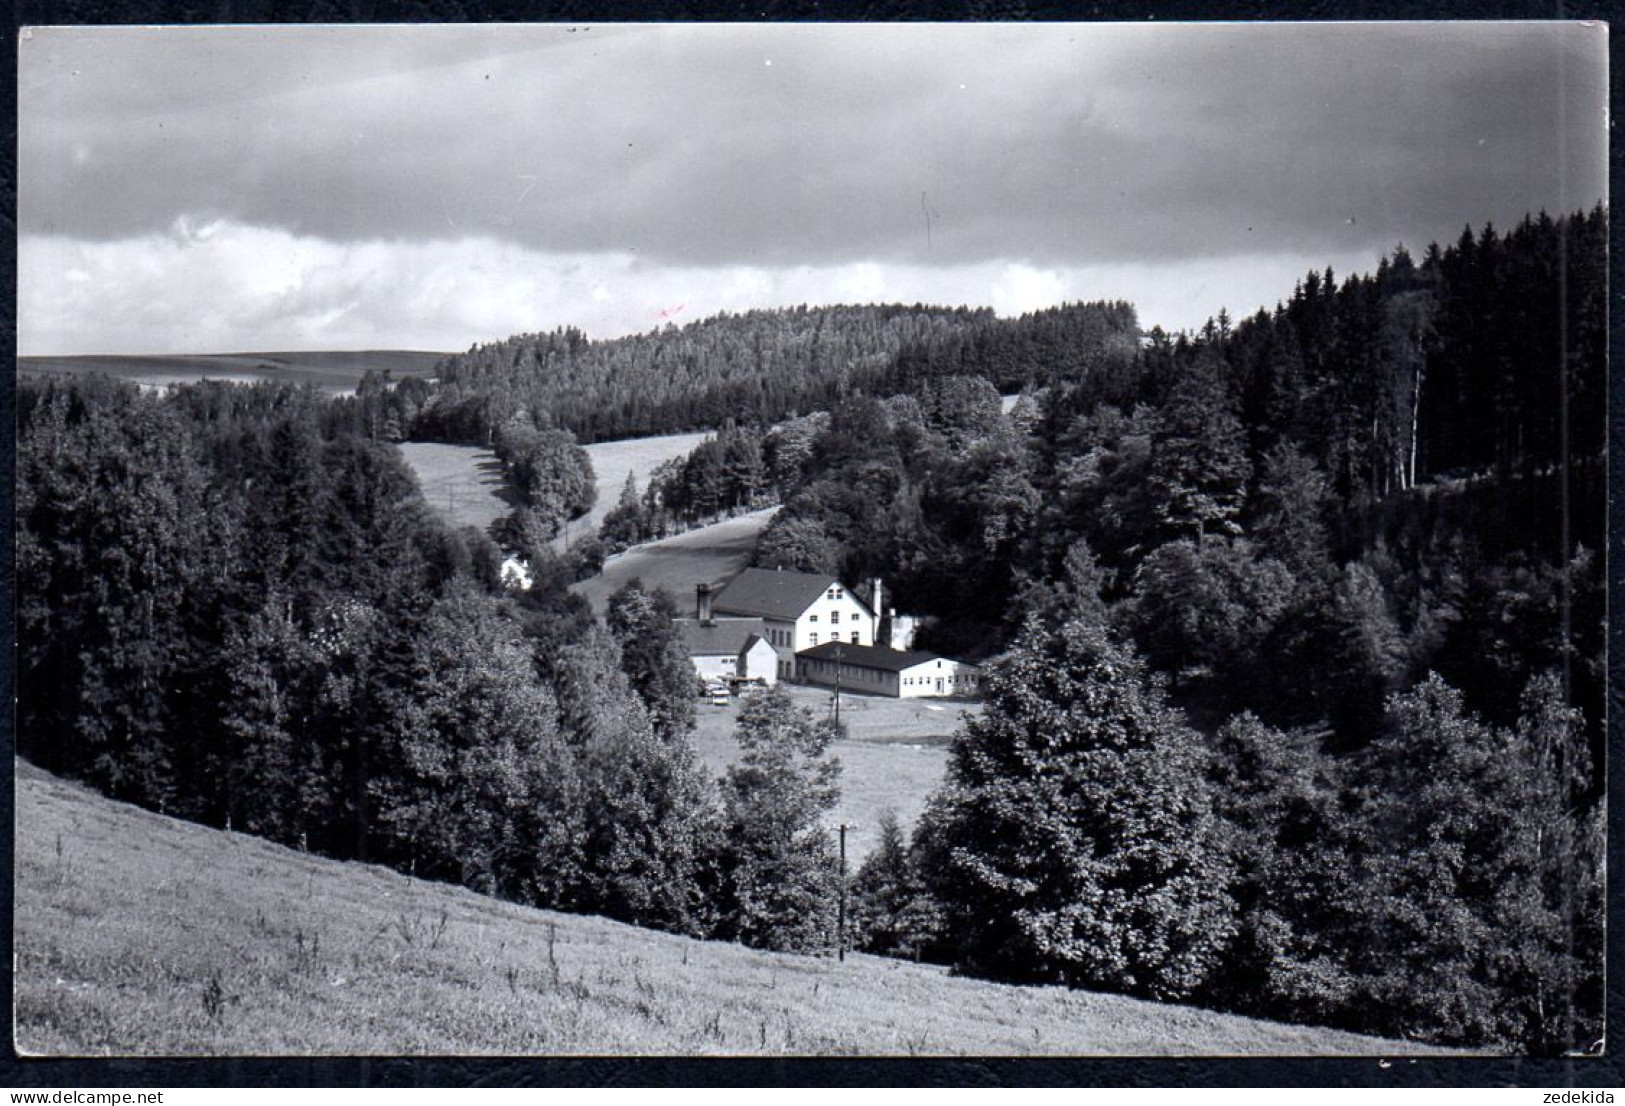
[796,640,967,673]
[712,567,871,621]
[674,617,770,657]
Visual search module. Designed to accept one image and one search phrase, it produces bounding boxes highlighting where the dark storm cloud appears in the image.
[20,22,1607,270]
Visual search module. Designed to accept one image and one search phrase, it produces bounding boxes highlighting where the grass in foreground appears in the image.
[14,760,1465,1058]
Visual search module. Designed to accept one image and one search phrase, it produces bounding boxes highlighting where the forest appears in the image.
[14,205,1605,1054]
[576,207,1608,1051]
[358,300,1140,447]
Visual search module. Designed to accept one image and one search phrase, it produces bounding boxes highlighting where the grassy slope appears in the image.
[570,508,778,617]
[399,431,720,545]
[14,761,1463,1058]
[397,442,516,536]
[18,351,446,394]
[570,431,717,549]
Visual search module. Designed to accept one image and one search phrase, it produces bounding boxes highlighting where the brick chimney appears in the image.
[696,583,714,625]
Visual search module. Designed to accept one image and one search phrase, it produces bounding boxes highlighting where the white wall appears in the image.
[897,658,980,699]
[691,654,737,683]
[792,586,873,652]
[738,638,779,685]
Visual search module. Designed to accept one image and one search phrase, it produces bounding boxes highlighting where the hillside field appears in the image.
[571,430,717,548]
[18,350,446,395]
[13,760,1463,1057]
[690,683,970,861]
[400,430,719,546]
[571,507,778,616]
[396,441,516,536]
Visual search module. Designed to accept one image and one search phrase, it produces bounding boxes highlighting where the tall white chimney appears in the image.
[870,578,884,646]
[696,583,714,625]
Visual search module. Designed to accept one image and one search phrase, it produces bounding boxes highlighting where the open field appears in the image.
[691,683,974,860]
[13,760,1463,1057]
[568,430,717,550]
[19,350,446,396]
[571,507,778,616]
[401,430,718,547]
[397,441,515,536]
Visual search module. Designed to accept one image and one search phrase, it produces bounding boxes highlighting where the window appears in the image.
[852,632,860,643]
[851,612,861,622]
[809,614,819,623]
[810,633,819,646]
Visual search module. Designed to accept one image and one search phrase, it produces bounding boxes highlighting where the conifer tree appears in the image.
[850,810,943,959]
[1145,353,1252,544]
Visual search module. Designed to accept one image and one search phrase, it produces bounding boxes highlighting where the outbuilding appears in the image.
[796,641,980,699]
[674,616,780,685]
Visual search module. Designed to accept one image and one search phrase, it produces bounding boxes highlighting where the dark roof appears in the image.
[712,567,871,621]
[796,641,970,673]
[674,617,770,657]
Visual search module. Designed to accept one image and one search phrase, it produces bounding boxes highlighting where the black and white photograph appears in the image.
[13,21,1609,1059]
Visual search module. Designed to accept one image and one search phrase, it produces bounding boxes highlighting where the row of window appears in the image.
[907,673,977,685]
[806,631,863,647]
[807,611,864,623]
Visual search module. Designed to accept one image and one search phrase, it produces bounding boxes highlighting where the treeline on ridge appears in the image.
[374,300,1139,445]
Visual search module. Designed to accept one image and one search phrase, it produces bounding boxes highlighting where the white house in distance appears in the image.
[798,641,981,699]
[710,568,880,680]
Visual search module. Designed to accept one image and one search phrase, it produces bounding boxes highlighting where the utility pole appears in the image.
[837,821,853,962]
[832,643,843,726]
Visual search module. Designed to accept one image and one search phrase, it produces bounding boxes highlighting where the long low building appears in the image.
[796,641,980,699]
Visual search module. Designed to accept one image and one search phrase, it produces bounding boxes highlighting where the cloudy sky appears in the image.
[18,21,1608,355]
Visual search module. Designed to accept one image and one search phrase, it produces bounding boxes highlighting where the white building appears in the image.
[672,616,779,685]
[710,569,881,680]
[499,555,533,590]
[797,641,981,699]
